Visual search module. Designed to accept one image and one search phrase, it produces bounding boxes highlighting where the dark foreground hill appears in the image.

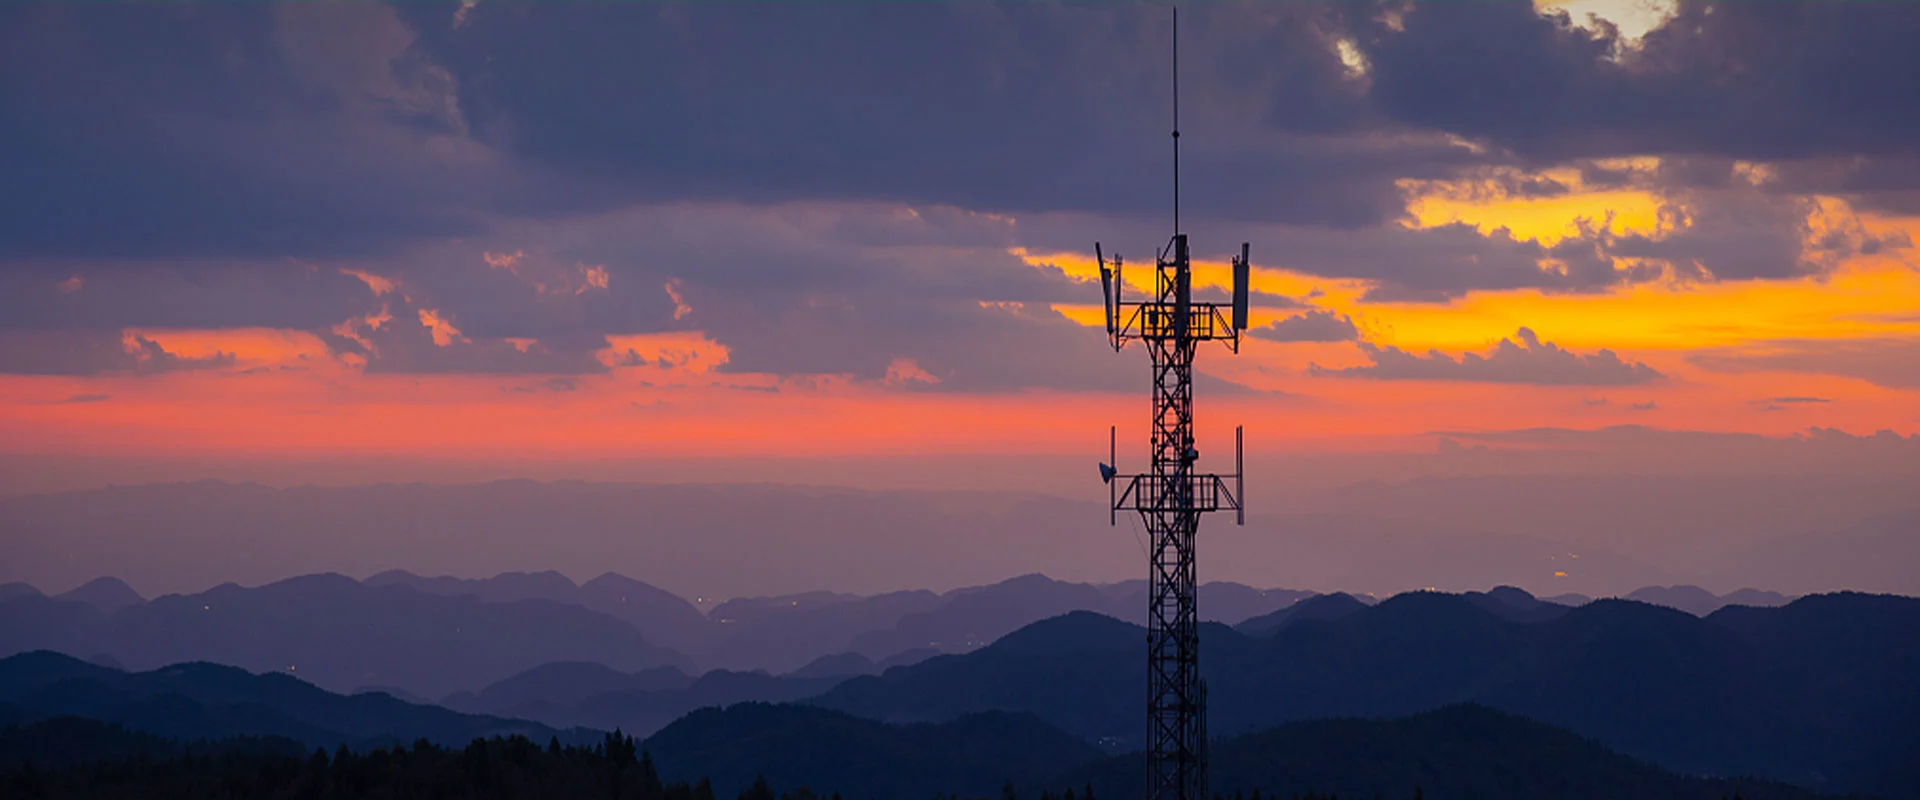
[0,716,304,771]
[0,651,570,750]
[1,703,1841,800]
[1,727,732,800]
[1059,705,1829,800]
[645,703,1104,800]
[814,591,1920,797]
[0,700,1101,800]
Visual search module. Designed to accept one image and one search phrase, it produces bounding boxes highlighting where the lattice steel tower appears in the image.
[1096,9,1249,800]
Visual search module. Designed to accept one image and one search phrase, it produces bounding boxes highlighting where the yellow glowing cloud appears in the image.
[1399,172,1665,246]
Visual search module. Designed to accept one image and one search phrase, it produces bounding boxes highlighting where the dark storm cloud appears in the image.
[1311,327,1663,386]
[0,4,507,261]
[0,264,373,332]
[1358,2,1920,163]
[0,2,1459,264]
[1354,1,1920,214]
[1248,310,1359,343]
[0,331,234,376]
[397,3,1455,229]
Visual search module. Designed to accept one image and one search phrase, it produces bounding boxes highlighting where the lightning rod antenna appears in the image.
[1172,5,1180,237]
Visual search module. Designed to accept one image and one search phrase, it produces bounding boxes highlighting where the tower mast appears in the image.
[1095,9,1251,800]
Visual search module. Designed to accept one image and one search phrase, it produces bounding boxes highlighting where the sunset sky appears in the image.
[3,0,1917,497]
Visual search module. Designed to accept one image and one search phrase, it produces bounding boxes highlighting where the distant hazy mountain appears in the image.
[1462,585,1572,622]
[1096,580,1317,627]
[644,703,1103,800]
[1542,592,1592,606]
[787,652,878,679]
[366,569,713,655]
[50,578,144,615]
[814,590,1920,797]
[0,574,689,698]
[21,478,1901,610]
[1626,585,1790,617]
[841,574,1312,667]
[698,574,1313,672]
[0,651,567,750]
[1058,705,1829,800]
[703,587,945,672]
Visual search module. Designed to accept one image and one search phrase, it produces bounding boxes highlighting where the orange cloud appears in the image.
[340,269,396,296]
[417,308,467,347]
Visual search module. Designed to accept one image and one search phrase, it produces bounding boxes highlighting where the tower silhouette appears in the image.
[1095,9,1249,800]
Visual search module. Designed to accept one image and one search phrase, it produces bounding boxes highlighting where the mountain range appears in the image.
[4,583,1915,797]
[813,590,1920,798]
[0,573,690,698]
[7,480,1912,608]
[3,563,1799,690]
[0,570,1325,688]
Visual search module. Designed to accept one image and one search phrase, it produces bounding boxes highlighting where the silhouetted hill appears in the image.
[50,578,143,615]
[580,670,852,738]
[1235,592,1367,636]
[367,568,713,654]
[705,587,945,672]
[814,589,1920,797]
[0,574,690,698]
[1464,585,1569,622]
[787,652,877,679]
[1623,584,1792,616]
[2,566,1331,681]
[462,661,695,716]
[450,662,851,737]
[700,575,1312,673]
[874,646,939,670]
[817,611,1141,747]
[0,651,569,750]
[644,702,1103,800]
[1057,705,1831,800]
[0,583,41,602]
[846,573,1121,659]
[1093,579,1316,627]
[582,572,716,652]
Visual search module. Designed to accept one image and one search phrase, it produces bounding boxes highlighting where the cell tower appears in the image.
[1095,9,1248,800]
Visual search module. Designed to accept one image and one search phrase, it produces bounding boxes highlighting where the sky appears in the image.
[2,1,1917,509]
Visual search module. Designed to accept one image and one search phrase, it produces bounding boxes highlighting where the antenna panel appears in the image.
[1231,243,1250,331]
[1098,243,1115,334]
